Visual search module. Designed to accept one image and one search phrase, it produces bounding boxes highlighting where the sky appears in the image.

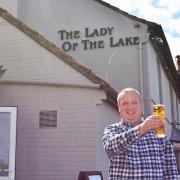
[103,0,180,66]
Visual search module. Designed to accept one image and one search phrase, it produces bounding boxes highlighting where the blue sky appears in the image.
[103,0,180,66]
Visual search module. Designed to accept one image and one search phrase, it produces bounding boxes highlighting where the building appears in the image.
[0,7,120,180]
[0,0,180,179]
[16,0,180,140]
[16,0,180,121]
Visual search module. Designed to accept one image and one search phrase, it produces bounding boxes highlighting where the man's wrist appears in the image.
[138,123,148,135]
[138,124,143,135]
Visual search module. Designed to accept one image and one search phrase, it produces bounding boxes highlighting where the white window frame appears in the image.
[0,107,17,180]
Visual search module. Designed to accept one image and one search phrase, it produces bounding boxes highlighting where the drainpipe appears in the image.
[138,33,149,116]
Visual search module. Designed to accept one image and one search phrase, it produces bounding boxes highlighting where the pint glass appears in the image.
[152,104,166,137]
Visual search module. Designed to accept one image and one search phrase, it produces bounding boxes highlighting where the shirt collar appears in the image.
[120,117,144,128]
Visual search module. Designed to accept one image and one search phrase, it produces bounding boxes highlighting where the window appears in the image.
[0,107,17,180]
[39,110,57,128]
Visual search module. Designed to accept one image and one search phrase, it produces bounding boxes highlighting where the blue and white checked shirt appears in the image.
[103,120,178,180]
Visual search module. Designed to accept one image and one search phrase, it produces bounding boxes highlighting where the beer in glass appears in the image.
[152,104,166,137]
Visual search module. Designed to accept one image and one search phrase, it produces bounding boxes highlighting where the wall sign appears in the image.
[58,26,139,51]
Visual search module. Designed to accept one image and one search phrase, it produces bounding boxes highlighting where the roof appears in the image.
[95,0,180,100]
[0,7,118,109]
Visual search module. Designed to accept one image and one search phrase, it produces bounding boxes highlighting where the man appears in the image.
[103,87,178,180]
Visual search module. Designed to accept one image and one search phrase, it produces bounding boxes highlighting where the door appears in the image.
[0,107,17,180]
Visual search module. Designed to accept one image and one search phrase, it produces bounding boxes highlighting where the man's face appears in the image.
[118,91,142,125]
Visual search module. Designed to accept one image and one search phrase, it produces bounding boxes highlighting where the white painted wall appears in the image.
[146,42,177,138]
[96,102,119,179]
[0,0,17,17]
[16,1,180,127]
[173,90,177,124]
[0,13,118,180]
[161,67,172,138]
[0,16,94,86]
[0,84,106,180]
[147,43,160,104]
[17,0,148,92]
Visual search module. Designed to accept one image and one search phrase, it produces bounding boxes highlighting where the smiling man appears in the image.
[103,87,178,180]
